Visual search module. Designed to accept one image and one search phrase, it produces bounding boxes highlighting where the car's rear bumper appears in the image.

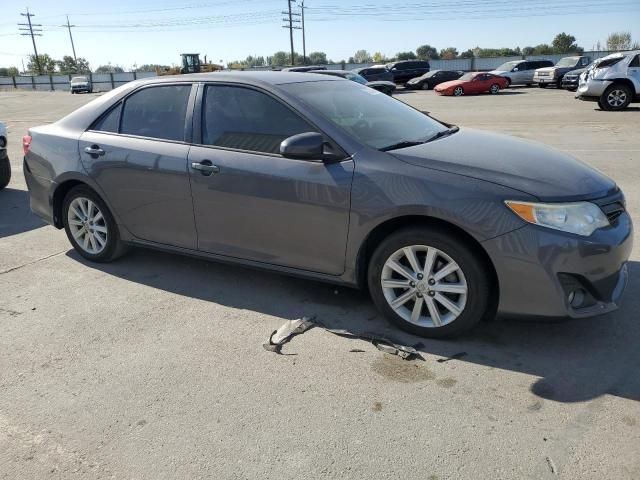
[576,80,611,100]
[483,211,633,319]
[23,158,55,225]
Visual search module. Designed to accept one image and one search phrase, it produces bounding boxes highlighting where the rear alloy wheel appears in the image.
[600,84,632,111]
[63,186,128,262]
[453,86,464,96]
[368,227,493,338]
[489,84,500,94]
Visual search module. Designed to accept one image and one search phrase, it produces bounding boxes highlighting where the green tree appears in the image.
[522,46,535,55]
[57,56,91,75]
[0,66,19,76]
[607,31,634,51]
[27,54,57,74]
[308,51,328,65]
[416,44,439,60]
[135,64,171,72]
[270,51,289,67]
[94,64,124,73]
[532,44,554,55]
[458,49,474,59]
[396,51,417,60]
[372,51,387,63]
[439,47,458,60]
[552,32,582,53]
[352,50,372,64]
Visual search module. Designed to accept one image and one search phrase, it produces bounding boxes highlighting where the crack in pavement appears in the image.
[0,250,67,275]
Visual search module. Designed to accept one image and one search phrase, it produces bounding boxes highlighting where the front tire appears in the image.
[62,186,128,262]
[600,84,632,111]
[453,86,464,96]
[367,227,493,338]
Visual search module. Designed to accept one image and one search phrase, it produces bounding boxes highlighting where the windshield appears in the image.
[556,57,579,67]
[72,76,88,82]
[459,73,476,81]
[494,61,520,72]
[283,81,447,150]
[344,72,369,85]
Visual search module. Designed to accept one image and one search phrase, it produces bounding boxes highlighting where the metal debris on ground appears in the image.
[263,317,424,361]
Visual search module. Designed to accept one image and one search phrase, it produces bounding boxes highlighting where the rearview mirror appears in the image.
[280,132,325,161]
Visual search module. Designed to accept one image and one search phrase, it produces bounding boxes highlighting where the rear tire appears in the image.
[62,185,128,262]
[599,84,632,111]
[489,84,500,94]
[421,83,430,90]
[0,153,10,190]
[367,226,493,338]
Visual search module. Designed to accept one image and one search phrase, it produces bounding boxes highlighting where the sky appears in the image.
[1,0,639,70]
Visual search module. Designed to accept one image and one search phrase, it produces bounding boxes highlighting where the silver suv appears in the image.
[489,59,553,86]
[576,50,640,110]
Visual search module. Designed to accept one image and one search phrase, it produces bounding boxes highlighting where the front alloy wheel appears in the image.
[453,86,464,96]
[381,246,467,327]
[368,227,494,338]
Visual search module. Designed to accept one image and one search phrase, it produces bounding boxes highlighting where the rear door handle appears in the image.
[84,145,105,156]
[191,161,220,176]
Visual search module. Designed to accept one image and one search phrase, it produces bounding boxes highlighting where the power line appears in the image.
[18,8,43,74]
[60,15,77,61]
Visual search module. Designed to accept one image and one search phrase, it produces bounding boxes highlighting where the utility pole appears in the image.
[300,0,306,64]
[61,15,77,61]
[18,8,43,75]
[282,0,301,66]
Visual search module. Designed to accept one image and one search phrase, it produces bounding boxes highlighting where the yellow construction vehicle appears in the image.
[157,54,223,75]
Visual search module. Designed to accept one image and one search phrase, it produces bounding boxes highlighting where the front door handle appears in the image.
[191,160,220,176]
[84,145,105,157]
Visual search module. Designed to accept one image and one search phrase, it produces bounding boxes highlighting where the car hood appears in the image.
[389,128,616,201]
[488,70,507,76]
[434,79,464,90]
[564,67,586,76]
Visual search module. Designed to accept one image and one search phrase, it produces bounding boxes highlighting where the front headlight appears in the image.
[505,201,609,236]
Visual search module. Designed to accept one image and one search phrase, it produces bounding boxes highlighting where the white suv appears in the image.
[576,50,640,110]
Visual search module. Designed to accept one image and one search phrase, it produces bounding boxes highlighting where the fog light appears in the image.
[568,289,586,308]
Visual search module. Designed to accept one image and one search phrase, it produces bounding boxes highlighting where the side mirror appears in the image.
[512,67,519,72]
[280,132,325,161]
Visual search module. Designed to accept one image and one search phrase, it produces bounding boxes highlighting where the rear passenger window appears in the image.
[91,103,121,133]
[120,85,191,141]
[202,85,315,155]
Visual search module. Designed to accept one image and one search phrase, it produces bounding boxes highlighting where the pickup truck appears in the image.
[533,56,592,88]
[0,121,10,189]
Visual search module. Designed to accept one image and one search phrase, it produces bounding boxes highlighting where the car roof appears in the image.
[133,71,342,87]
[313,70,350,75]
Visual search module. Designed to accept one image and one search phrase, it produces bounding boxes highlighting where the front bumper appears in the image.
[533,76,556,85]
[562,78,579,89]
[483,210,633,319]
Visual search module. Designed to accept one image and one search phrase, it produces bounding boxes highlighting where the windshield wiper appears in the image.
[379,140,426,152]
[423,125,460,143]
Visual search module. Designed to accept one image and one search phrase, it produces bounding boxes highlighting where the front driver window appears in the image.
[202,85,315,155]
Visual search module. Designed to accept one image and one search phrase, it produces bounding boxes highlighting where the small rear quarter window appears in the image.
[91,103,122,133]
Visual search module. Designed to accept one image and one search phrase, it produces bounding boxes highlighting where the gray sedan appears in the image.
[23,72,632,337]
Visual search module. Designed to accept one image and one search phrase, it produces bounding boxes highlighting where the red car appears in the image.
[434,72,509,96]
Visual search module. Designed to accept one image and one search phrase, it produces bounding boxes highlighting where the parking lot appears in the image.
[1,86,639,479]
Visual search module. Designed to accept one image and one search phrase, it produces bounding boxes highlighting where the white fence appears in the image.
[0,71,157,92]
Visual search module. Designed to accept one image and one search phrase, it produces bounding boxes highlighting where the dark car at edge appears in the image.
[386,60,431,85]
[406,70,464,90]
[23,72,633,338]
